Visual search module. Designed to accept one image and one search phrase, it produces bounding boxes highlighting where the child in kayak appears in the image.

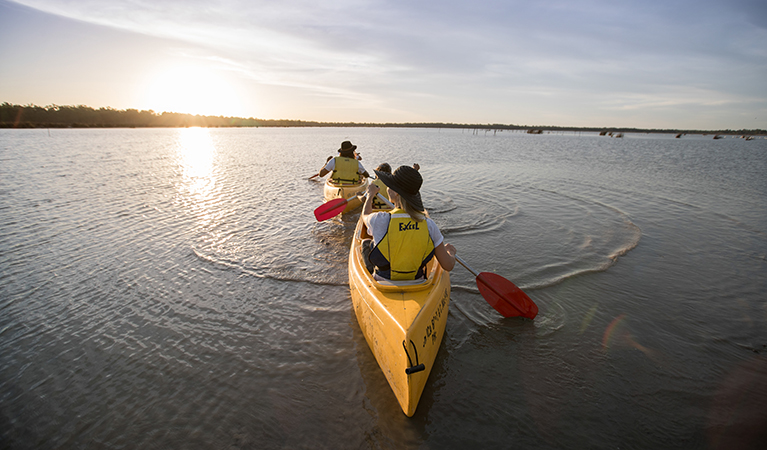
[371,163,391,209]
[361,165,456,281]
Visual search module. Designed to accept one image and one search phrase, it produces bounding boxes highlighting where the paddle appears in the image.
[314,193,392,221]
[455,256,538,319]
[308,173,320,180]
[314,197,349,221]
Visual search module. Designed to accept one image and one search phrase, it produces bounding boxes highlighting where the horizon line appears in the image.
[2,102,764,134]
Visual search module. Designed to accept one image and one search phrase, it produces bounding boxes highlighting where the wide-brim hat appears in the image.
[375,165,424,211]
[338,140,357,154]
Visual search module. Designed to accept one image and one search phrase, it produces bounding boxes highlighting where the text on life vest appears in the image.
[399,221,420,231]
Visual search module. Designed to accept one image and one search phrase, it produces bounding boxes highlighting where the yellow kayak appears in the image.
[348,213,451,417]
[323,178,369,214]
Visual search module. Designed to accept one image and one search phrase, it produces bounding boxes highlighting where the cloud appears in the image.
[5,0,767,128]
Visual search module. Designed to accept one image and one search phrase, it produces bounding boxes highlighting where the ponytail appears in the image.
[402,200,428,222]
[388,189,427,221]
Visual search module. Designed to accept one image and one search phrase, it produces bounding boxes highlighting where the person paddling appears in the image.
[370,162,421,209]
[361,165,456,281]
[370,163,392,209]
[318,140,369,183]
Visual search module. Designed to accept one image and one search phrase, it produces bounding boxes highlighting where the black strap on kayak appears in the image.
[403,340,425,375]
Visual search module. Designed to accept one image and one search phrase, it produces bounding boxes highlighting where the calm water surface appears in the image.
[1,128,766,449]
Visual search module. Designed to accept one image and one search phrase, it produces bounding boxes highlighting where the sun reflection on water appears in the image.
[175,128,220,230]
[177,127,215,190]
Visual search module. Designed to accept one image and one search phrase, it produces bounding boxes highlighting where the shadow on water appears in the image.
[707,355,767,450]
[350,308,428,449]
[348,306,546,449]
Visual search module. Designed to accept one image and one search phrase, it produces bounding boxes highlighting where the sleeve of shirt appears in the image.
[427,218,444,248]
[324,159,335,171]
[363,212,389,246]
[357,161,367,174]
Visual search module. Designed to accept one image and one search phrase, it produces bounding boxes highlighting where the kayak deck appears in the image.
[323,178,369,213]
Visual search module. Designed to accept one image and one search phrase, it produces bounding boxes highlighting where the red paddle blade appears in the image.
[476,272,538,319]
[314,197,348,221]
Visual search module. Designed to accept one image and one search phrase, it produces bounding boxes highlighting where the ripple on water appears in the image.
[429,180,641,295]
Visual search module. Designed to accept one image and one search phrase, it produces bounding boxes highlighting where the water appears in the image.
[1,127,766,449]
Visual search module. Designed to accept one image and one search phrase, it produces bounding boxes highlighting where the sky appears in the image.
[1,0,766,130]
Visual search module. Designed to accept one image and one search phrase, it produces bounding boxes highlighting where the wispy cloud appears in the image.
[4,0,767,128]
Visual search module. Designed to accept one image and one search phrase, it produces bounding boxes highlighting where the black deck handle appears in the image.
[405,364,425,375]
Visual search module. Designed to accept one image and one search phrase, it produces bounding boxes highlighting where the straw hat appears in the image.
[374,165,424,211]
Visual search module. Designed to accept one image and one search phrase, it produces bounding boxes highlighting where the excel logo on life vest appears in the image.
[399,221,420,231]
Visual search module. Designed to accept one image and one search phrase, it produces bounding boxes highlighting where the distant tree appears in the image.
[1,102,765,134]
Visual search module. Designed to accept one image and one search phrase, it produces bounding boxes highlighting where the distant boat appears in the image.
[675,133,683,138]
[613,133,623,138]
[713,135,723,140]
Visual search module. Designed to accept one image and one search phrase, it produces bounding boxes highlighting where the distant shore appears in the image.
[2,102,764,135]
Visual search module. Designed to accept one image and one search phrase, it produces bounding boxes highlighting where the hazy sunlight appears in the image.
[143,64,243,117]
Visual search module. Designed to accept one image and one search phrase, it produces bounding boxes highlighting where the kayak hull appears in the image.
[323,178,369,214]
[348,215,450,417]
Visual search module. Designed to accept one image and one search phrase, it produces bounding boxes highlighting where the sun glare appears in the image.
[178,127,214,177]
[177,127,216,198]
[175,127,221,230]
[142,65,244,117]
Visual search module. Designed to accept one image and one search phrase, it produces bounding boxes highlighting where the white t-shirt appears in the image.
[363,212,444,248]
[323,158,367,174]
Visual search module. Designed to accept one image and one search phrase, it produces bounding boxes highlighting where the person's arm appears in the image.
[434,242,456,271]
[358,161,369,178]
[363,182,380,216]
[318,157,334,177]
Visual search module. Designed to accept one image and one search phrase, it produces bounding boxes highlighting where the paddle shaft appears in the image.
[374,193,395,208]
[455,256,479,277]
[357,192,395,209]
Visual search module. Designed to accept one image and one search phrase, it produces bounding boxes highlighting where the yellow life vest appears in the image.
[371,177,390,209]
[331,156,360,183]
[369,209,435,280]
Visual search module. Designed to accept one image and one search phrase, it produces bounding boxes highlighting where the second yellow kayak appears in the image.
[323,178,369,214]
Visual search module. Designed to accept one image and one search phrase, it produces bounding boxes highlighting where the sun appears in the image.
[141,64,245,117]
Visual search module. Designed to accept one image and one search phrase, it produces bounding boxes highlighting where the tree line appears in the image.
[0,103,333,128]
[1,102,763,135]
